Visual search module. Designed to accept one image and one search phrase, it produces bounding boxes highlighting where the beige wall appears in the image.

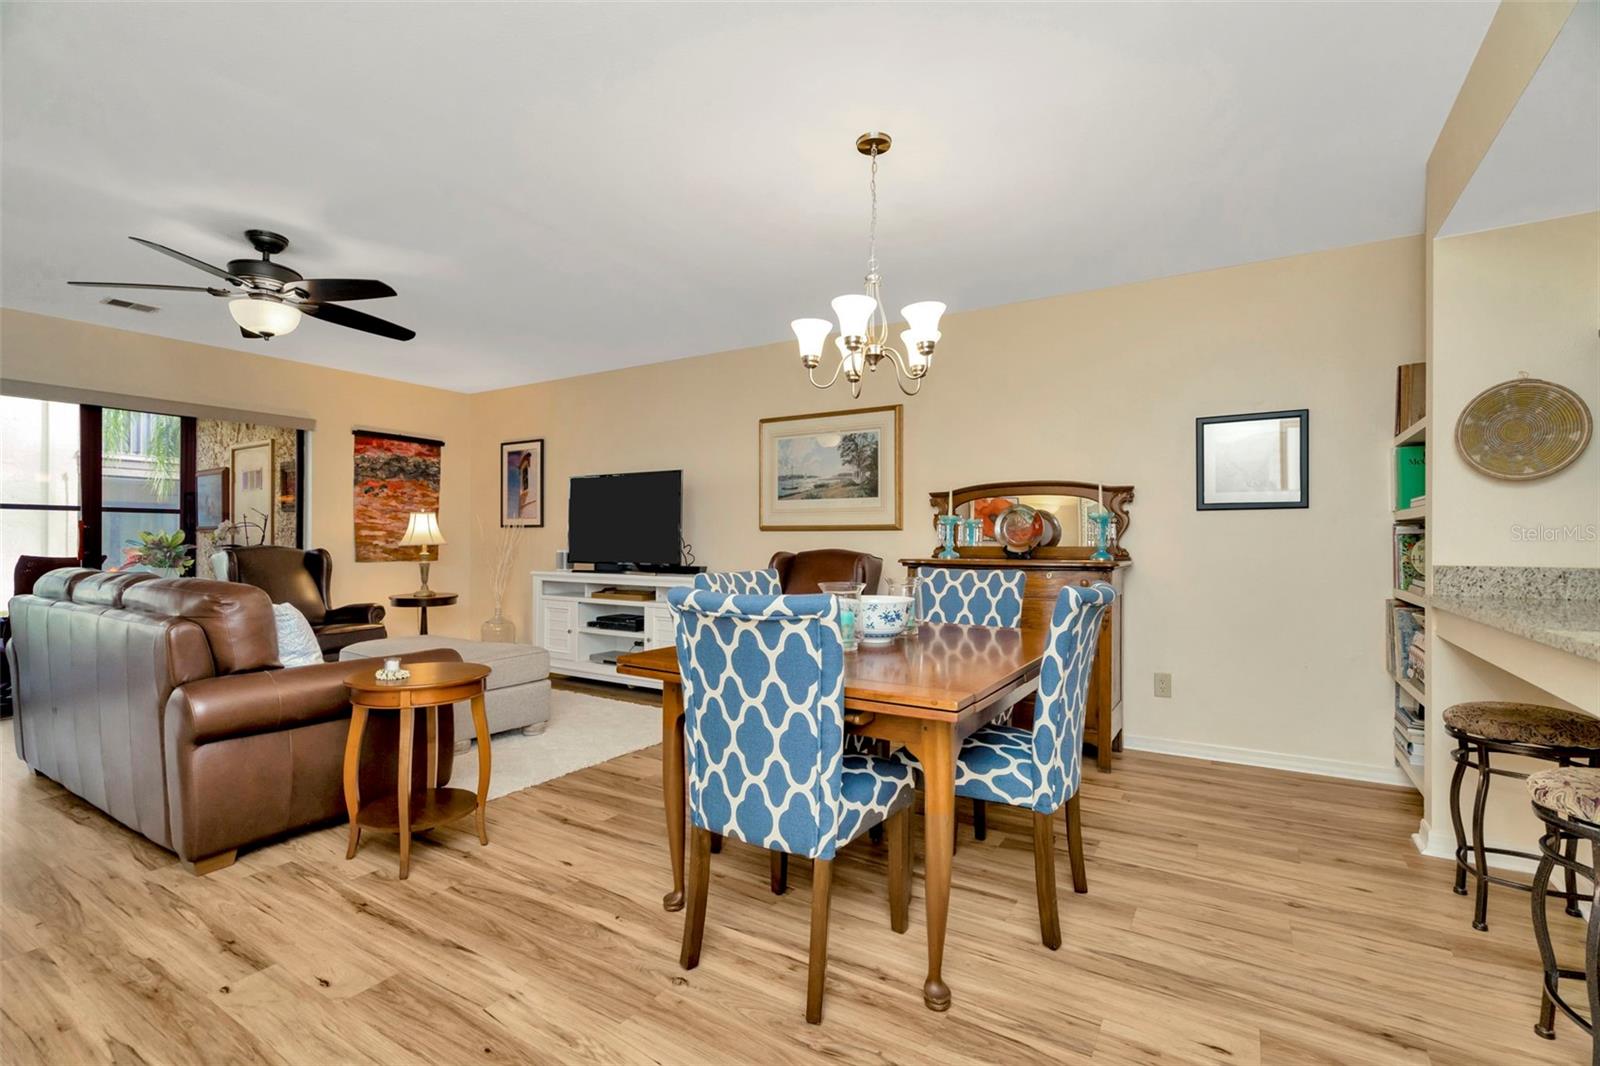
[1433,211,1600,566]
[469,237,1424,776]
[0,308,477,637]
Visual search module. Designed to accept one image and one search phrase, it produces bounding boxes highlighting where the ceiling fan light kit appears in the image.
[790,131,945,397]
[69,229,415,342]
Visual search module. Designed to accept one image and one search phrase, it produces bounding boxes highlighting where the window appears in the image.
[97,408,187,569]
[1,399,197,598]
[0,397,82,603]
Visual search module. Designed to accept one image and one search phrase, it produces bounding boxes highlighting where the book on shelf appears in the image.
[1388,601,1426,684]
[1395,445,1426,509]
[1393,525,1425,590]
[1394,362,1427,434]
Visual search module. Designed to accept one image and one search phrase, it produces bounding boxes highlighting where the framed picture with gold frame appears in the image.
[230,439,275,541]
[758,405,902,530]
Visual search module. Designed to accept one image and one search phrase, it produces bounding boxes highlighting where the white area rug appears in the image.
[449,687,659,800]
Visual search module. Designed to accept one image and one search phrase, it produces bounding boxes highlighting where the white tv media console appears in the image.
[530,569,696,690]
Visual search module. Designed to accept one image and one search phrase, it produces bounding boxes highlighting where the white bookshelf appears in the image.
[1390,412,1428,793]
[531,569,695,689]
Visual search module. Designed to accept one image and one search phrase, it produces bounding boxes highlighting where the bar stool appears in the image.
[1444,701,1600,931]
[1526,766,1600,1053]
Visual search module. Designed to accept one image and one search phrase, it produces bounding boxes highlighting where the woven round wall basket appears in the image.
[1455,377,1592,481]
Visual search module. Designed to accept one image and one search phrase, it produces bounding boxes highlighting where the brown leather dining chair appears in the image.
[768,549,884,595]
[215,545,387,659]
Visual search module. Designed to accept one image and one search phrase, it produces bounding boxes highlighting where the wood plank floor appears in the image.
[1,693,1589,1065]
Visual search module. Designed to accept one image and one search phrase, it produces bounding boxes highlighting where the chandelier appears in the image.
[790,132,945,397]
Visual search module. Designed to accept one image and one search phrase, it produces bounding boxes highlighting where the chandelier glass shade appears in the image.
[228,296,301,338]
[791,132,945,397]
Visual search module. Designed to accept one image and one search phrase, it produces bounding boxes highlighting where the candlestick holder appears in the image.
[936,514,960,559]
[1091,510,1114,562]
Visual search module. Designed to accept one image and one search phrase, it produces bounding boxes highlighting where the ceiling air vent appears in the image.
[101,297,159,313]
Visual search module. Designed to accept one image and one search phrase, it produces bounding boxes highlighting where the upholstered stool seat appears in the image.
[1444,700,1600,933]
[1528,767,1600,827]
[1444,702,1600,750]
[1526,766,1600,1046]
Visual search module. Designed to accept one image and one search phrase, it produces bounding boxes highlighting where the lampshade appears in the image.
[900,301,945,343]
[901,330,930,373]
[831,294,878,337]
[398,511,446,547]
[791,318,832,360]
[228,297,301,338]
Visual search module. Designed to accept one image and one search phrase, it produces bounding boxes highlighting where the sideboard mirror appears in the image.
[929,480,1133,560]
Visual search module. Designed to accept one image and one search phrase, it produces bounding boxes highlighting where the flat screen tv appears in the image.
[568,469,682,570]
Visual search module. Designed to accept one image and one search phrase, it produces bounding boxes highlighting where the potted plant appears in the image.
[123,530,194,578]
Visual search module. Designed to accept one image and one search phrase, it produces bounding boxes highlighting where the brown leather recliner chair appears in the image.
[216,545,386,659]
[7,569,453,873]
[768,549,884,595]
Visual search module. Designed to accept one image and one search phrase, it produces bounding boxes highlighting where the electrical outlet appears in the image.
[1154,672,1173,698]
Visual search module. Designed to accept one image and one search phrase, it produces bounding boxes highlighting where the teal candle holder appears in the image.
[936,515,960,559]
[1090,510,1114,562]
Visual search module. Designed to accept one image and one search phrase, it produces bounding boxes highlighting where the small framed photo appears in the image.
[196,467,228,530]
[1196,409,1309,510]
[501,438,545,527]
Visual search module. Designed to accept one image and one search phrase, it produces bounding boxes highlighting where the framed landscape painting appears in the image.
[195,467,227,531]
[501,438,544,527]
[1196,409,1309,510]
[758,405,901,530]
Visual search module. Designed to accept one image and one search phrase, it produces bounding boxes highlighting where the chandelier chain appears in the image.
[867,148,879,278]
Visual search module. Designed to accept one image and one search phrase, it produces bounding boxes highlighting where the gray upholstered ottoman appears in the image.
[341,637,551,751]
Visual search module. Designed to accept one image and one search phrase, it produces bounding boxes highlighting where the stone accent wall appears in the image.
[197,419,300,569]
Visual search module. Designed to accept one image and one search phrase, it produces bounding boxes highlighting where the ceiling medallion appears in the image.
[790,132,945,397]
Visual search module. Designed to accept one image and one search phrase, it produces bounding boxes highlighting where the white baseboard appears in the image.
[1122,734,1411,787]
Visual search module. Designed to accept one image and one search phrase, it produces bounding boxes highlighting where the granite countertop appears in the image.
[1430,591,1600,662]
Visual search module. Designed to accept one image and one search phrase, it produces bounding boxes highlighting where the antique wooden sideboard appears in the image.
[902,479,1132,771]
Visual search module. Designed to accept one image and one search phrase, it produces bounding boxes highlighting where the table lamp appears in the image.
[398,512,445,593]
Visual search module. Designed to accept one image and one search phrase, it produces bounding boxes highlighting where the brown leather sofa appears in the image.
[769,549,884,595]
[215,545,387,659]
[6,569,453,873]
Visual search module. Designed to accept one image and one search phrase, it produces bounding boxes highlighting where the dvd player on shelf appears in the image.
[592,613,645,632]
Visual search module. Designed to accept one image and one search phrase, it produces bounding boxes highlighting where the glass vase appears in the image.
[481,608,517,643]
[936,514,960,559]
[817,580,865,652]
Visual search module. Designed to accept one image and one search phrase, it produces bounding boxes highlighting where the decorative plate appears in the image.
[1456,377,1592,481]
[994,504,1045,555]
[1038,509,1064,548]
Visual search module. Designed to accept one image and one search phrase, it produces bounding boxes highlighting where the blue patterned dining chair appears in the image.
[667,587,916,1024]
[914,565,1028,843]
[693,568,781,595]
[897,582,1115,951]
[917,566,1027,628]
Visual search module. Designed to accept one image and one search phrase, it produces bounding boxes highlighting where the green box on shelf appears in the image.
[1395,445,1426,509]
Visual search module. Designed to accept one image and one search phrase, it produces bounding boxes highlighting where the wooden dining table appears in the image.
[617,620,1049,1013]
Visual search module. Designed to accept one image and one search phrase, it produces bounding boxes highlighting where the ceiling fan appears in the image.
[69,229,415,341]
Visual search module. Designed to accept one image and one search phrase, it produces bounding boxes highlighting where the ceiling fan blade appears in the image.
[129,237,241,284]
[240,327,263,340]
[293,278,396,302]
[69,281,231,296]
[300,301,415,341]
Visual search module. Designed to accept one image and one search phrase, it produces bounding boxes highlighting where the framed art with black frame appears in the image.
[1196,409,1309,510]
[501,438,545,527]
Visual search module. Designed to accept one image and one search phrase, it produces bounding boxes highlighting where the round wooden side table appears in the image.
[343,660,492,879]
[388,592,458,636]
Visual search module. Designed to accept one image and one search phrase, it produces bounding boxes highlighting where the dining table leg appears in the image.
[661,681,687,912]
[915,720,957,1012]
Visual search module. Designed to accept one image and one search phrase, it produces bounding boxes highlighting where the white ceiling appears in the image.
[2,2,1495,393]
[1438,1,1599,238]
